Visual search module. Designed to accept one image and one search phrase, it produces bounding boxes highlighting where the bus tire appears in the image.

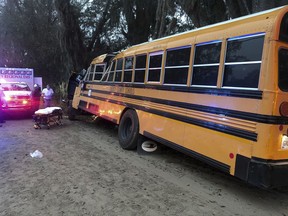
[118,109,139,150]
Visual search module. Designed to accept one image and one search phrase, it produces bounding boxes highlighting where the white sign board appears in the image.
[0,67,34,89]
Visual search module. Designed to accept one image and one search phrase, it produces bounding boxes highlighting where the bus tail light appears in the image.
[281,135,288,149]
[279,102,288,117]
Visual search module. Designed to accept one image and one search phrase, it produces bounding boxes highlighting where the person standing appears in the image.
[0,85,5,125]
[42,84,54,108]
[31,84,41,112]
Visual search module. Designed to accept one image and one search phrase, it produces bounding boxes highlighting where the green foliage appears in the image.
[0,0,62,85]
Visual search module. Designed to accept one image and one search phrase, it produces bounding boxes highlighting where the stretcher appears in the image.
[33,107,63,129]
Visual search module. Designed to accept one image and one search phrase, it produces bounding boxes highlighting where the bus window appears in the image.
[134,54,147,83]
[280,13,288,43]
[88,65,95,81]
[101,72,108,82]
[192,41,221,86]
[148,51,163,82]
[279,49,288,91]
[108,60,116,82]
[115,58,123,82]
[164,46,191,85]
[94,64,106,81]
[123,56,134,83]
[223,34,264,89]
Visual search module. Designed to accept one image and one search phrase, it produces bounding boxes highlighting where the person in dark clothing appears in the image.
[67,72,78,100]
[31,84,42,112]
[0,86,5,125]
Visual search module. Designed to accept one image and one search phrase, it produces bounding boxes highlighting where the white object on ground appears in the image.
[30,150,43,158]
[141,140,158,152]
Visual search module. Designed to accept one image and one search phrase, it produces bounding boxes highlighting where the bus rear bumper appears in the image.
[248,159,288,188]
[235,155,288,188]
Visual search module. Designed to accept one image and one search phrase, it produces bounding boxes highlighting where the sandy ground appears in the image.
[0,114,287,216]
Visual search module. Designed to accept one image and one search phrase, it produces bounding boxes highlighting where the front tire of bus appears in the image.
[67,100,76,121]
[118,109,139,150]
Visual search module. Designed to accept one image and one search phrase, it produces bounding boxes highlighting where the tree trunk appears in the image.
[177,0,227,28]
[252,0,276,13]
[122,0,157,45]
[54,0,86,75]
[226,0,251,18]
[87,0,112,54]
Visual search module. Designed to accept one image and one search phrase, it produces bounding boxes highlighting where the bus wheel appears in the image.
[118,109,139,150]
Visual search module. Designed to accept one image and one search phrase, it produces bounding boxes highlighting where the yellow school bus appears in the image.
[72,6,288,188]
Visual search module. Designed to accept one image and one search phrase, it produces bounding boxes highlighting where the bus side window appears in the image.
[123,56,134,82]
[134,54,147,83]
[94,64,105,81]
[223,34,264,89]
[279,13,288,43]
[192,41,221,86]
[108,61,116,82]
[88,65,96,81]
[164,46,191,85]
[278,49,288,91]
[115,59,123,82]
[148,51,163,83]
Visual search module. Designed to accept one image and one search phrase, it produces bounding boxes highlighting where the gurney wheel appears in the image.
[56,121,62,126]
[33,124,40,129]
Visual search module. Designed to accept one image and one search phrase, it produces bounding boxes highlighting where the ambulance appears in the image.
[0,68,42,114]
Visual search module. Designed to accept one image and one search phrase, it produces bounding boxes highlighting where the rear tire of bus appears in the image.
[118,109,139,150]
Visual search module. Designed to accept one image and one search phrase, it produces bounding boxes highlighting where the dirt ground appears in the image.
[0,113,288,216]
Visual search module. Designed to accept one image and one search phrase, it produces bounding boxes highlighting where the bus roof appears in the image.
[90,54,108,65]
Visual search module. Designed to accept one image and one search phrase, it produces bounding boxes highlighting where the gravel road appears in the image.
[0,114,287,216]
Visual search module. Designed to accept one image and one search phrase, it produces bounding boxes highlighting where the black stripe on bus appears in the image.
[86,89,288,125]
[143,131,231,174]
[79,96,258,141]
[84,82,263,99]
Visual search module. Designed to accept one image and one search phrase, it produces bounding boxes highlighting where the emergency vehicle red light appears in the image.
[280,102,288,117]
[22,100,28,105]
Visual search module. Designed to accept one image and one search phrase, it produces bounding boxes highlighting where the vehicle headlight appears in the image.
[4,95,11,101]
[281,135,288,149]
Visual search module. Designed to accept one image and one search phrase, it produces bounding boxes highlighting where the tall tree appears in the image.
[176,0,227,28]
[80,0,126,60]
[54,0,85,77]
[0,0,62,83]
[121,0,157,45]
[153,0,194,39]
[226,0,288,18]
